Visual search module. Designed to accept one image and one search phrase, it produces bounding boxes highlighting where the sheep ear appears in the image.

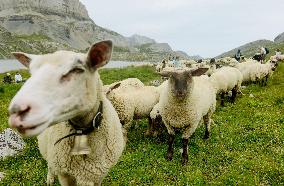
[12,52,35,68]
[191,68,208,76]
[106,82,121,95]
[87,40,113,70]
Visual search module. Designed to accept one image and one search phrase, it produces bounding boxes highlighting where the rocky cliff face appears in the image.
[0,0,191,61]
[127,34,155,46]
[0,0,89,20]
[0,0,130,50]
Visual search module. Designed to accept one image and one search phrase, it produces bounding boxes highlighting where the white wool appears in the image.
[235,61,260,83]
[9,44,125,185]
[159,76,216,139]
[209,66,243,94]
[106,83,161,131]
[103,78,144,94]
[235,60,274,83]
[37,73,125,185]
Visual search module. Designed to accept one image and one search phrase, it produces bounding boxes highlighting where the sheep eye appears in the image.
[60,67,85,82]
[68,68,85,74]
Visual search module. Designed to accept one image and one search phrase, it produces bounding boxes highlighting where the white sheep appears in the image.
[235,61,259,83]
[158,68,216,165]
[257,61,275,86]
[9,41,125,186]
[105,83,161,133]
[209,66,243,106]
[147,80,169,136]
[235,60,275,85]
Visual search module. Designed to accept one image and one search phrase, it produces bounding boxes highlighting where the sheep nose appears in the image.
[9,104,31,121]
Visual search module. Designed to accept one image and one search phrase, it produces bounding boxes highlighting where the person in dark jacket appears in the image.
[234,49,242,62]
[3,73,12,84]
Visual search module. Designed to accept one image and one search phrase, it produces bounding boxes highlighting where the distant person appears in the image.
[234,49,242,62]
[3,73,12,84]
[260,46,269,63]
[161,59,166,68]
[15,72,22,83]
[174,56,181,68]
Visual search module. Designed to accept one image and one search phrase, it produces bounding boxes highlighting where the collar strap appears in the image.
[54,101,103,145]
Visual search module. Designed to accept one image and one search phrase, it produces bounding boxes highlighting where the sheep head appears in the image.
[160,68,208,99]
[9,40,113,137]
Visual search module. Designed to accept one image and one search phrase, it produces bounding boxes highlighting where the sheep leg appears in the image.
[220,92,225,106]
[231,87,237,103]
[265,75,268,86]
[203,114,211,139]
[152,117,162,137]
[122,120,133,132]
[145,116,153,136]
[166,134,175,161]
[46,169,55,185]
[58,173,76,186]
[181,138,189,165]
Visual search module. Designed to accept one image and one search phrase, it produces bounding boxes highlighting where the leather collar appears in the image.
[54,101,103,145]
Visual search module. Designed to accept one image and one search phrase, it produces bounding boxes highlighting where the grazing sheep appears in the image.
[147,80,168,137]
[235,61,259,84]
[258,61,276,86]
[105,83,161,133]
[8,41,125,186]
[209,66,243,106]
[235,60,275,85]
[158,68,216,165]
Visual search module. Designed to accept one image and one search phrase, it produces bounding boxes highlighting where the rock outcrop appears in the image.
[0,0,192,61]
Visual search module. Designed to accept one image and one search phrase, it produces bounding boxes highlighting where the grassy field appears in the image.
[0,65,284,185]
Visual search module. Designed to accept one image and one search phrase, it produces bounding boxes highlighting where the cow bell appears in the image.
[70,133,91,155]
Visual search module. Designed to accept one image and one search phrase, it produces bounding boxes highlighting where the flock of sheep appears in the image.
[7,40,281,185]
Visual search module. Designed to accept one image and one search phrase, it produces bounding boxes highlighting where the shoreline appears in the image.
[0,60,153,73]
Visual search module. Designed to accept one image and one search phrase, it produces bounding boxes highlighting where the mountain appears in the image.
[216,40,274,58]
[274,32,284,43]
[0,25,70,58]
[0,0,192,61]
[127,34,155,46]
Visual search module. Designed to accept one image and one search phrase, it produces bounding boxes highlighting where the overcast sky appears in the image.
[80,0,284,58]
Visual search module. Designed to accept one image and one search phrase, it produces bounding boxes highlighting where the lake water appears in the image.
[0,60,149,73]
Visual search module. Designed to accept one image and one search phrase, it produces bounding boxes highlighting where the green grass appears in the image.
[1,65,284,185]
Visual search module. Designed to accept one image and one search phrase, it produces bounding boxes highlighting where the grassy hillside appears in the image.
[0,65,284,185]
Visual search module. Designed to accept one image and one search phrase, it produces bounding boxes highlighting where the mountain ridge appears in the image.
[216,35,284,59]
[0,0,193,61]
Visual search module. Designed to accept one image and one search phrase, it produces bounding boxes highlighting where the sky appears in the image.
[80,0,284,58]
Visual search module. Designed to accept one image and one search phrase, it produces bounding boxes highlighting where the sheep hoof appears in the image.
[152,131,159,138]
[204,131,210,139]
[181,157,188,165]
[145,130,151,136]
[46,175,55,186]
